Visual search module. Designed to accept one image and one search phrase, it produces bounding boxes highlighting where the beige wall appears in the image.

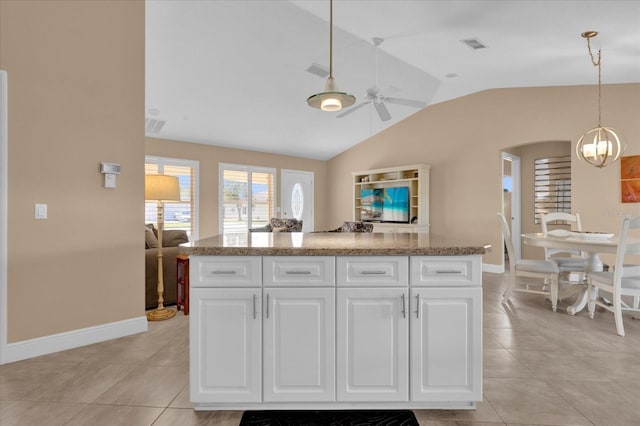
[145,138,329,237]
[1,1,145,342]
[327,84,640,266]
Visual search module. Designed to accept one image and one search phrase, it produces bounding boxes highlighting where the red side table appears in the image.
[177,254,189,315]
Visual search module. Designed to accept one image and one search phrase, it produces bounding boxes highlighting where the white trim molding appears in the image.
[0,70,8,364]
[1,315,147,365]
[483,263,505,274]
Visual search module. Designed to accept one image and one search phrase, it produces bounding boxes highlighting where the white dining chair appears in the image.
[541,212,587,281]
[498,213,561,311]
[587,215,640,337]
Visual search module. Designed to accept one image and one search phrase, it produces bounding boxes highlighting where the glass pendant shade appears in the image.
[307,76,356,111]
[576,126,623,168]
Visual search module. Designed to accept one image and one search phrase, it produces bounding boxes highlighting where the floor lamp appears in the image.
[145,174,181,321]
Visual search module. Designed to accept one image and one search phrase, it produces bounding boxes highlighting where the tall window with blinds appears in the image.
[534,156,571,224]
[145,157,199,239]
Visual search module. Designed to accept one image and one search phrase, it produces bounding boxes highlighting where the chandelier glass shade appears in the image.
[306,0,355,111]
[576,31,624,168]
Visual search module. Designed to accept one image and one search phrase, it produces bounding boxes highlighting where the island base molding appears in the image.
[194,401,477,411]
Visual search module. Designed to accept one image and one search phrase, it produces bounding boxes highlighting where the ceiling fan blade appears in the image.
[374,101,391,122]
[383,97,427,109]
[336,101,369,118]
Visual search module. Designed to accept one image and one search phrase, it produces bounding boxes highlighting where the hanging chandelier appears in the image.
[575,31,625,168]
[306,0,355,111]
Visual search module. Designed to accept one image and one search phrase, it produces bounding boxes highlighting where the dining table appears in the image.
[521,232,619,315]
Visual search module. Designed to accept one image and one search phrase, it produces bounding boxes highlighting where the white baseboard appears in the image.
[1,316,147,364]
[483,263,505,274]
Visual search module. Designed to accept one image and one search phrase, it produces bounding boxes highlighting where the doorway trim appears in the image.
[502,152,522,267]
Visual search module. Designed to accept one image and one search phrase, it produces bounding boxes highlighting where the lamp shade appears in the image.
[145,174,181,201]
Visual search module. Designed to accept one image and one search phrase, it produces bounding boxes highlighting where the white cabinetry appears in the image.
[336,288,409,401]
[189,254,482,409]
[410,287,482,402]
[190,287,262,403]
[352,164,430,233]
[263,287,335,402]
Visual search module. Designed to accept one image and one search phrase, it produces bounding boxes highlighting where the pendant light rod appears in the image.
[329,0,333,78]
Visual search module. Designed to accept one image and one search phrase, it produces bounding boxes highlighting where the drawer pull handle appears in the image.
[401,293,407,319]
[285,270,312,275]
[435,270,463,274]
[360,271,387,275]
[210,270,237,275]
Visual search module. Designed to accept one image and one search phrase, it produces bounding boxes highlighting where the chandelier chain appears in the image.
[585,36,602,126]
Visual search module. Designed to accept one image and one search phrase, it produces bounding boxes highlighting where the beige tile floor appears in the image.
[1,272,639,426]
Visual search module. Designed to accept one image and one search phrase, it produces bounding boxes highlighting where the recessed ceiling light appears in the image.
[148,107,160,116]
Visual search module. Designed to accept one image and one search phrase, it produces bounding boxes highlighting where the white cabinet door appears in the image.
[337,288,409,401]
[190,288,261,403]
[410,287,482,402]
[263,288,335,402]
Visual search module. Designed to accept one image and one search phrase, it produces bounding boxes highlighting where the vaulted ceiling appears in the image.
[145,1,640,160]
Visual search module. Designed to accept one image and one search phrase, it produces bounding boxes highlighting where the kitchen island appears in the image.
[179,232,490,410]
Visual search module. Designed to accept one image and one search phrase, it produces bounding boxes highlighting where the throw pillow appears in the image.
[145,226,159,248]
[272,225,288,233]
[163,230,189,247]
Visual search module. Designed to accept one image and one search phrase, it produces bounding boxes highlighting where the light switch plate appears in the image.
[35,203,47,219]
[104,173,116,189]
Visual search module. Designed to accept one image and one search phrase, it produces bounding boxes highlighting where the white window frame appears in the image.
[219,163,277,234]
[146,155,200,240]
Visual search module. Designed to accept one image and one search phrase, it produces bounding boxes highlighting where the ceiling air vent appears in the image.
[305,62,329,78]
[460,38,487,50]
[145,118,166,133]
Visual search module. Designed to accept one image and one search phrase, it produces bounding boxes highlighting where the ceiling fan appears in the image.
[337,37,427,122]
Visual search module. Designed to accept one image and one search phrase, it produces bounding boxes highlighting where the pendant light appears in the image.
[575,31,625,168]
[307,0,355,111]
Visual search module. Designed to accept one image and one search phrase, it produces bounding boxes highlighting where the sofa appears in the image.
[145,224,189,309]
[249,217,303,232]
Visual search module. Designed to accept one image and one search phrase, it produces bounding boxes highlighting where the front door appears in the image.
[281,169,314,232]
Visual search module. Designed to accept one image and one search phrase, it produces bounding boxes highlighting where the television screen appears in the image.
[360,188,383,221]
[382,187,410,223]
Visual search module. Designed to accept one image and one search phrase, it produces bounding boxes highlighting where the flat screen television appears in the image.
[360,186,409,223]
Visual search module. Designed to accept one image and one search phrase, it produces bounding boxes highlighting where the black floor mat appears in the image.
[239,410,419,426]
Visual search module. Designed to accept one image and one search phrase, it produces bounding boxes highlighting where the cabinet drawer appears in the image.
[191,256,262,287]
[410,255,481,286]
[337,256,409,287]
[263,256,335,287]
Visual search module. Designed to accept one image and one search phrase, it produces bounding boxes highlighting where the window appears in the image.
[219,163,275,234]
[534,156,571,224]
[146,156,199,239]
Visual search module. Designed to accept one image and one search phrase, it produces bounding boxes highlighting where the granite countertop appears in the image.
[179,232,491,256]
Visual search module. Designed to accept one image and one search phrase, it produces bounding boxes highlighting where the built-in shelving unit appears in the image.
[352,164,430,233]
